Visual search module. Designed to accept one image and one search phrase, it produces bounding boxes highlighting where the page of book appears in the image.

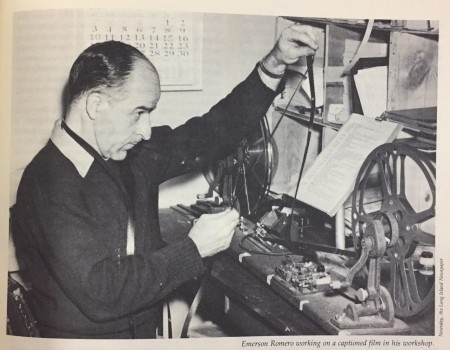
[290,113,403,216]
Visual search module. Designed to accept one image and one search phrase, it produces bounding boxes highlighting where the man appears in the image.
[12,24,318,338]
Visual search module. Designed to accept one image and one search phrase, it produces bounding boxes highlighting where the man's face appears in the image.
[93,59,161,161]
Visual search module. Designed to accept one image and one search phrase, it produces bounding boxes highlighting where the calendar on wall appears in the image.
[85,10,203,91]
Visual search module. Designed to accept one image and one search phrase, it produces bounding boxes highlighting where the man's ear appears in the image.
[85,92,105,120]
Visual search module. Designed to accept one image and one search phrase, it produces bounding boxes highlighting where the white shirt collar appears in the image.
[50,119,94,178]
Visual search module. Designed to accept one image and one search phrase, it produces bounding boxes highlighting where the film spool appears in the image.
[351,142,435,318]
[203,116,277,218]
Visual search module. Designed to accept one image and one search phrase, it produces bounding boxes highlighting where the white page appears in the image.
[291,113,402,216]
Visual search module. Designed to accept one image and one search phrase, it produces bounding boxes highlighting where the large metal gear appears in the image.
[351,142,435,318]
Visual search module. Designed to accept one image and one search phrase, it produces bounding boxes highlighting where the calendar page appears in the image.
[85,10,203,90]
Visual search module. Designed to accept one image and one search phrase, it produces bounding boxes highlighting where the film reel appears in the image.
[351,142,435,318]
[203,116,276,218]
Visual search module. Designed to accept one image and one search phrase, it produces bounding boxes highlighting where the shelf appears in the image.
[274,105,340,130]
[274,105,437,149]
[283,17,439,36]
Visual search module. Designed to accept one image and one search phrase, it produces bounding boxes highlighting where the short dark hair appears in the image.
[67,41,149,107]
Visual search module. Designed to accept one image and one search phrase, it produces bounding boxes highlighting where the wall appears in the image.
[155,13,277,207]
[10,10,277,208]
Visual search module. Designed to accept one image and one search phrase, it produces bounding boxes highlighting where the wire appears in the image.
[238,234,294,256]
[268,72,307,142]
[289,55,316,232]
[231,66,311,211]
[250,70,309,175]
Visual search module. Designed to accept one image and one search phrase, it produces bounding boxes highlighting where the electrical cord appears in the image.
[289,55,316,232]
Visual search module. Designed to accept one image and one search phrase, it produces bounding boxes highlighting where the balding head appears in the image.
[64,41,161,161]
[67,41,159,110]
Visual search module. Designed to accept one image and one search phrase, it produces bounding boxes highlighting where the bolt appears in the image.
[330,280,342,289]
[357,288,369,302]
[335,313,346,322]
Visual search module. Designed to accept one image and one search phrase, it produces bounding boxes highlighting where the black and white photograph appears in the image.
[1,1,448,349]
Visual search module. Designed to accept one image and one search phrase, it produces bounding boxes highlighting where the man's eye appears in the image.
[134,111,145,120]
[138,110,150,117]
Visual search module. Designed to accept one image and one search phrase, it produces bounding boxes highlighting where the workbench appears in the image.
[159,209,434,336]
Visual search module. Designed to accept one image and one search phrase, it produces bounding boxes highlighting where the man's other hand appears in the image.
[188,208,239,258]
[262,24,319,75]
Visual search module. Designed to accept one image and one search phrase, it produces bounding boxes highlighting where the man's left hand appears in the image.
[262,24,319,75]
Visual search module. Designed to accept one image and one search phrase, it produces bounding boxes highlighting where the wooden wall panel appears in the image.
[388,32,438,110]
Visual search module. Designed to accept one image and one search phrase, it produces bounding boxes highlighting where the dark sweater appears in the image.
[12,66,278,337]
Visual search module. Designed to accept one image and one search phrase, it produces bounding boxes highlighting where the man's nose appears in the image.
[137,114,152,140]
